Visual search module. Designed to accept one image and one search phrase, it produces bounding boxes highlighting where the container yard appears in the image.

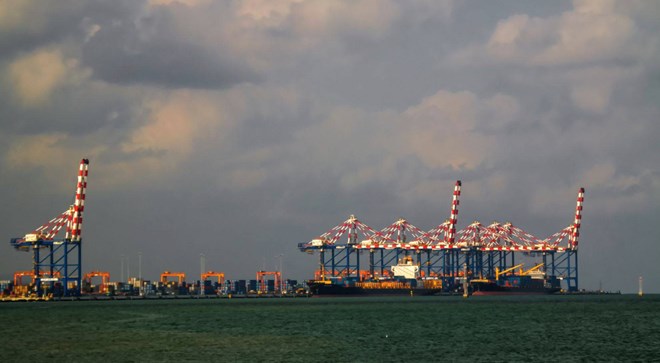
[3,158,587,301]
[2,159,305,301]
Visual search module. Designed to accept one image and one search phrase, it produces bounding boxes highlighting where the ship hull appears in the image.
[470,281,560,296]
[472,290,560,296]
[307,281,441,297]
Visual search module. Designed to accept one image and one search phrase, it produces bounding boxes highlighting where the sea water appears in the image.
[1,295,658,362]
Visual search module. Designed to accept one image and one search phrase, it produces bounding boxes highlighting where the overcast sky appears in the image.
[1,0,658,293]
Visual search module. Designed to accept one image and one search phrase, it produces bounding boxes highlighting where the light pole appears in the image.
[138,251,143,296]
[200,253,205,296]
[120,254,125,283]
[275,253,284,292]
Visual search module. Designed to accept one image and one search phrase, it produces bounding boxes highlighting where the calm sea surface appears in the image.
[1,295,658,362]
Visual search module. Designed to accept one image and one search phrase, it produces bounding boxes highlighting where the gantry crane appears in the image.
[200,271,225,295]
[201,271,225,285]
[83,271,110,294]
[9,159,89,297]
[257,271,281,292]
[13,270,61,286]
[160,271,186,284]
[299,182,584,292]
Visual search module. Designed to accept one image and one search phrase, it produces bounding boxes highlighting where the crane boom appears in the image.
[520,263,544,276]
[495,263,524,280]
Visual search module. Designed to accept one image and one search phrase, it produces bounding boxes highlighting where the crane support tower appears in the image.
[10,159,89,297]
[299,181,584,293]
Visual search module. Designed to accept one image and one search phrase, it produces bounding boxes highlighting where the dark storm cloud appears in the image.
[80,4,259,89]
[0,1,87,59]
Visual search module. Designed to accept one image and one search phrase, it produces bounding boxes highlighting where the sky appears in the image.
[0,0,658,293]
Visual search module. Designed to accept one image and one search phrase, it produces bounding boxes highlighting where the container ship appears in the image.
[307,259,562,296]
[469,263,561,295]
[306,257,444,296]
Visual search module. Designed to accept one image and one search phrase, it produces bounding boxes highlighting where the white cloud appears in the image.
[233,0,401,39]
[83,22,101,43]
[236,0,303,21]
[288,0,400,39]
[3,133,106,192]
[567,66,639,114]
[287,89,522,194]
[123,91,215,157]
[228,168,268,189]
[458,0,644,67]
[142,0,451,74]
[480,93,521,129]
[535,0,635,65]
[0,0,48,33]
[149,0,211,7]
[7,48,76,106]
[400,90,523,171]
